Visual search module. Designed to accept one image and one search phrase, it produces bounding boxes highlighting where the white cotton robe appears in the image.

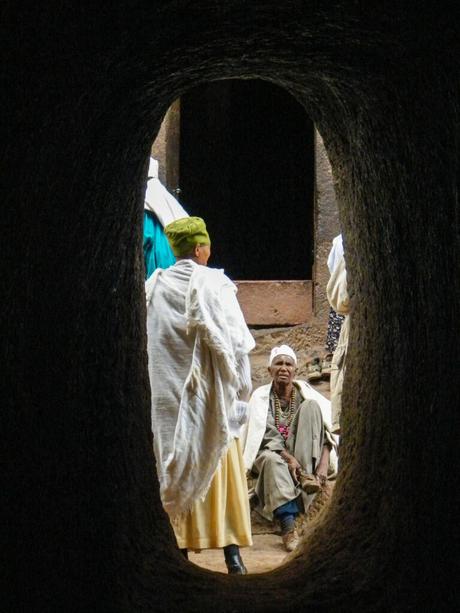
[326,253,350,433]
[144,157,188,226]
[146,259,255,547]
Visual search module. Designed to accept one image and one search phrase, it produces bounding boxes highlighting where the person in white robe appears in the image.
[241,345,337,552]
[327,233,344,276]
[324,233,346,357]
[326,252,350,434]
[146,216,255,574]
[144,157,188,228]
[142,157,189,279]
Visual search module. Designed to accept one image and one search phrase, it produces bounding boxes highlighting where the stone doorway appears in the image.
[180,79,314,281]
[152,80,340,326]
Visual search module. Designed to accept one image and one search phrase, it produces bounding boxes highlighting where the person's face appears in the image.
[268,355,297,385]
[194,243,211,265]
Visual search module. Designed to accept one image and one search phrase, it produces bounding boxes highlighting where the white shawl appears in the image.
[327,233,344,275]
[146,260,255,519]
[327,254,349,316]
[144,157,188,227]
[241,380,338,472]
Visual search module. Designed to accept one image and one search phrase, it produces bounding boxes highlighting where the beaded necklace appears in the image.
[273,387,297,441]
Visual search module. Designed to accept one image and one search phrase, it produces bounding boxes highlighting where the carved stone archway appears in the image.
[3,3,458,612]
[153,88,340,327]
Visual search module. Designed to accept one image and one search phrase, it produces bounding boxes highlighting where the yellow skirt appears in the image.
[173,439,253,550]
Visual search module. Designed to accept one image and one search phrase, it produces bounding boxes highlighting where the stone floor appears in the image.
[189,533,288,575]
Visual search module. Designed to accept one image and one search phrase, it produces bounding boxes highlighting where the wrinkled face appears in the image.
[268,355,297,385]
[194,243,211,265]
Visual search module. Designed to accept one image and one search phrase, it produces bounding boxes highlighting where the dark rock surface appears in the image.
[2,2,458,612]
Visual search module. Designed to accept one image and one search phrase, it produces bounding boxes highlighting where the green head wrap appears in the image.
[164,216,211,257]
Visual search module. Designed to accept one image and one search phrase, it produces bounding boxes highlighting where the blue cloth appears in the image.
[143,211,176,279]
[273,498,300,535]
[273,498,300,518]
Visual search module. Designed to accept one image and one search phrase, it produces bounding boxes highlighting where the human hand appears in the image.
[315,445,330,487]
[315,460,328,486]
[284,455,302,481]
[315,471,327,487]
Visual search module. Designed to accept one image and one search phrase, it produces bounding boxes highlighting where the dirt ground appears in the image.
[189,322,332,575]
[189,534,287,574]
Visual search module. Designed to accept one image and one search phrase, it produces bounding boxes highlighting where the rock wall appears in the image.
[314,129,341,321]
[2,2,458,612]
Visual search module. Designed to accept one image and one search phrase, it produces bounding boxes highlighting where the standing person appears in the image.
[242,345,336,552]
[326,252,349,434]
[306,234,344,382]
[325,233,345,354]
[142,157,189,279]
[145,216,255,574]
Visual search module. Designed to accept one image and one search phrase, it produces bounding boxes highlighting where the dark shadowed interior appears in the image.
[180,79,314,279]
[2,3,458,612]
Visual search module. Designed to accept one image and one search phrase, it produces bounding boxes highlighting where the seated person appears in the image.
[242,345,336,552]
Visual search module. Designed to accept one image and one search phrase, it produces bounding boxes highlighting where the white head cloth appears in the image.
[268,344,297,366]
[144,157,189,227]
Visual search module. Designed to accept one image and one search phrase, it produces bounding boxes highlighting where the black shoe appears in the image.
[223,545,247,575]
[225,552,248,575]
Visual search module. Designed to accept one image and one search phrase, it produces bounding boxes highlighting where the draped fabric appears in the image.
[327,233,344,274]
[143,211,176,279]
[144,157,188,227]
[327,253,350,433]
[142,157,188,279]
[252,394,325,520]
[173,439,252,550]
[146,259,255,519]
[327,253,349,316]
[241,380,337,473]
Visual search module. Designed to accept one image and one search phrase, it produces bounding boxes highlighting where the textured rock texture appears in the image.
[2,2,459,612]
[236,281,313,325]
[151,99,181,190]
[314,130,341,321]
